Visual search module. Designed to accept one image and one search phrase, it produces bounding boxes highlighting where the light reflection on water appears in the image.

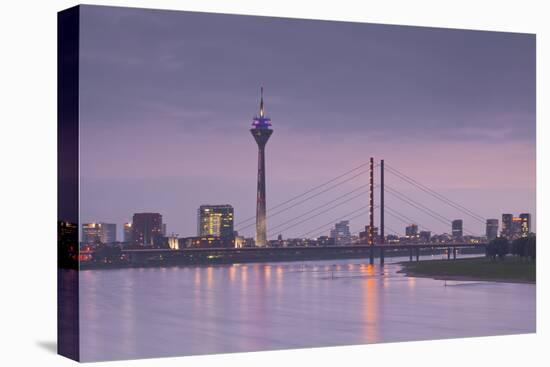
[79,255,535,362]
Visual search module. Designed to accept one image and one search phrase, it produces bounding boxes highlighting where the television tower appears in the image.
[250,87,273,247]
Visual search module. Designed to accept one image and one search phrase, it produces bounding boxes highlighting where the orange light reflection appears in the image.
[362,263,379,343]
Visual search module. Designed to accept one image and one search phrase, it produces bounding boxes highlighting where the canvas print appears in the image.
[58,4,536,362]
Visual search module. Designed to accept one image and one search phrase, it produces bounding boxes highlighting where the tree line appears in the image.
[485,236,536,261]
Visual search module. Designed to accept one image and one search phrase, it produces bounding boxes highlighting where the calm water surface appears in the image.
[79,255,535,361]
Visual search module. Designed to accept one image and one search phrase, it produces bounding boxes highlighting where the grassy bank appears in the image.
[399,257,536,283]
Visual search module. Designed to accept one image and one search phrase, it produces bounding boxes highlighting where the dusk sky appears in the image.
[79,5,536,240]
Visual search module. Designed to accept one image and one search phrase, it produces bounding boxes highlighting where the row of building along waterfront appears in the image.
[80,205,533,250]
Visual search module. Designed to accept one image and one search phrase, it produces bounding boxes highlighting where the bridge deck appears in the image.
[81,243,486,269]
[121,243,485,254]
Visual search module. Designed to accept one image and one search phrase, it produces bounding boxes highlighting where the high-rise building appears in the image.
[250,87,273,247]
[82,222,116,245]
[131,213,163,247]
[500,213,532,240]
[405,224,418,239]
[511,216,523,239]
[123,222,132,243]
[330,221,351,246]
[519,213,531,237]
[82,222,102,245]
[486,219,499,241]
[501,214,513,239]
[99,223,116,244]
[197,204,234,240]
[452,219,463,241]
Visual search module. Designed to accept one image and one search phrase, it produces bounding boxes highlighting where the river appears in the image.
[79,255,535,361]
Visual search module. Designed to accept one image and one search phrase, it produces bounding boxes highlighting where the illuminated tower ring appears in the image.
[250,87,273,247]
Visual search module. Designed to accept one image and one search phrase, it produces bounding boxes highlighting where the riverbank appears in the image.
[399,256,535,283]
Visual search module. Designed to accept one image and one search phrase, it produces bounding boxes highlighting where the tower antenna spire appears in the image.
[260,86,264,118]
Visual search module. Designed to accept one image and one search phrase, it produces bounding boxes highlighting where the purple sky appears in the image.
[79,5,536,240]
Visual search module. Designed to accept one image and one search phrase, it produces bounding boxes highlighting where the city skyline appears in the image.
[80,208,533,245]
[78,6,536,239]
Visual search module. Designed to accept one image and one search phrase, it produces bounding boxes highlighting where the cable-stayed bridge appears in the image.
[234,157,487,246]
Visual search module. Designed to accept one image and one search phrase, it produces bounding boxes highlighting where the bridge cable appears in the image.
[237,180,375,233]
[267,191,377,237]
[236,169,377,232]
[384,185,479,236]
[385,205,433,233]
[267,185,373,235]
[235,162,379,227]
[301,207,374,240]
[297,206,376,239]
[384,164,486,223]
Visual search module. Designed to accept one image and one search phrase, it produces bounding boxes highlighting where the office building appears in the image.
[330,220,351,246]
[82,222,116,245]
[197,204,234,240]
[132,213,163,247]
[501,213,533,240]
[501,214,513,239]
[512,216,523,239]
[486,219,499,241]
[405,224,419,239]
[100,223,116,244]
[519,213,531,237]
[82,223,101,245]
[452,219,463,241]
[123,222,132,243]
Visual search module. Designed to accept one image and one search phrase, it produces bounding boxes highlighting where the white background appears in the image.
[0,0,548,365]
